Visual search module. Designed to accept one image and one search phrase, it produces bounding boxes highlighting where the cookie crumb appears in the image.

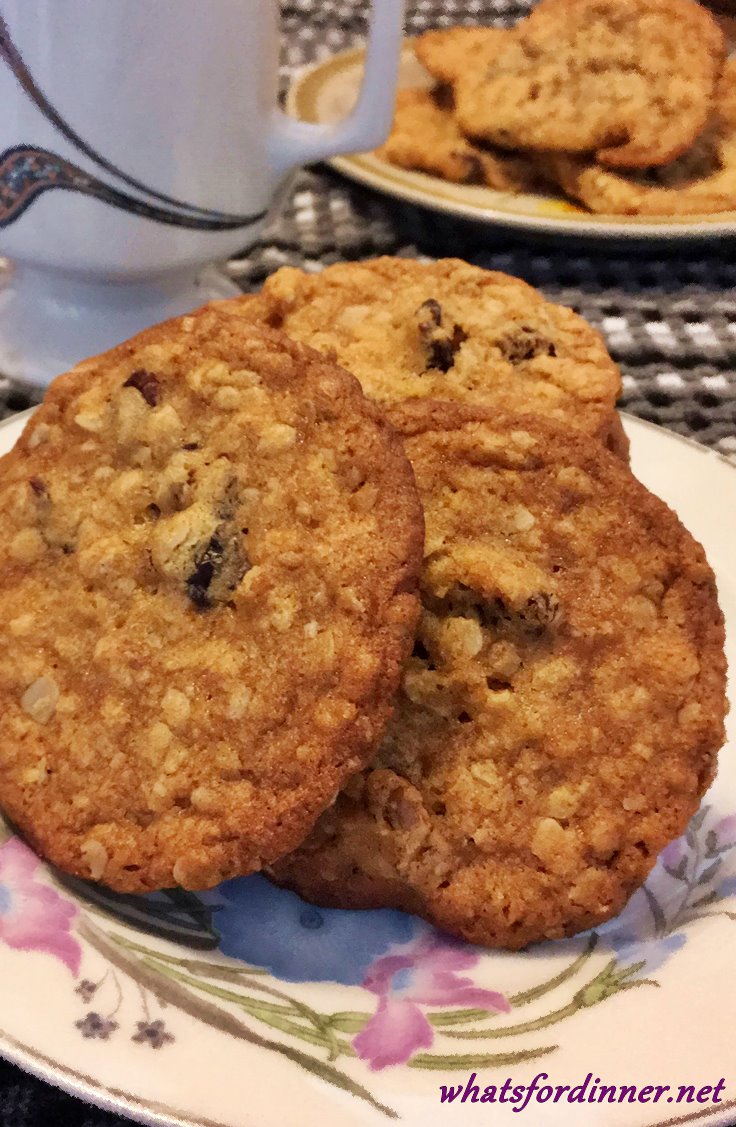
[20,677,59,724]
[81,839,109,880]
[161,689,191,727]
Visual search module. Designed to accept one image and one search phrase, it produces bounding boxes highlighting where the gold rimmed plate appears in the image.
[288,44,736,242]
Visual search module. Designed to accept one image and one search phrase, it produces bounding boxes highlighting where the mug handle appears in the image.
[266,0,405,178]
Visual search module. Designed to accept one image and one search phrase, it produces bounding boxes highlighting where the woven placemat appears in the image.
[0,3,733,1124]
[2,0,734,456]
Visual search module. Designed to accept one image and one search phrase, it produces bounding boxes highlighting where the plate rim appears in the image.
[0,1025,245,1127]
[287,43,736,242]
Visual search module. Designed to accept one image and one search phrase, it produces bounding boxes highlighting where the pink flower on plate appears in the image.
[661,838,686,869]
[0,838,81,974]
[353,932,510,1070]
[714,814,736,848]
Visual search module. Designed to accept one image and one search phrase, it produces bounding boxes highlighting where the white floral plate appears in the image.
[0,410,733,1127]
[287,45,736,242]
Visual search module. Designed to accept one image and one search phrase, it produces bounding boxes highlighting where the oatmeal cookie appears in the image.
[272,404,727,949]
[546,59,736,215]
[377,87,541,192]
[454,0,726,169]
[0,310,423,893]
[413,26,510,87]
[220,257,624,455]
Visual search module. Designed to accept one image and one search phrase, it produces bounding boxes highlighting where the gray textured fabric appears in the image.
[0,2,733,1123]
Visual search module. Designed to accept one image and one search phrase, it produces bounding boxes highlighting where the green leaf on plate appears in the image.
[408,1045,557,1070]
[327,1012,371,1034]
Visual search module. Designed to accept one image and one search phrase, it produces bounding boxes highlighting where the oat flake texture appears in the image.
[220,256,628,457]
[0,309,423,892]
[272,403,728,949]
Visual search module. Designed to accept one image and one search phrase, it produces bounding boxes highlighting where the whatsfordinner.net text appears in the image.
[438,1072,728,1112]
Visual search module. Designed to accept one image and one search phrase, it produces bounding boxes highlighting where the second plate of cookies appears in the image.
[288,29,736,241]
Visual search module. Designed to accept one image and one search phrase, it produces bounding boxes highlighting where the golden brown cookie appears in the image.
[376,87,541,192]
[454,0,726,169]
[272,404,727,949]
[413,26,509,87]
[546,59,736,215]
[0,309,423,893]
[218,257,624,454]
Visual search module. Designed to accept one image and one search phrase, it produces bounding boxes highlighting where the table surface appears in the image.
[0,1,734,1123]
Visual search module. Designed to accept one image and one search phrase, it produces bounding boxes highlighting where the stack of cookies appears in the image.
[379,0,736,217]
[0,256,727,950]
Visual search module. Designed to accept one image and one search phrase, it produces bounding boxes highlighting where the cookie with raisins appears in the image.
[0,309,423,892]
[271,403,727,949]
[216,257,627,458]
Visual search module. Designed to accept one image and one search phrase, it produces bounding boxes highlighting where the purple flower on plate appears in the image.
[715,876,736,899]
[75,978,98,1003]
[353,932,510,1070]
[712,814,736,849]
[132,1019,174,1049]
[597,876,688,972]
[75,1012,118,1040]
[605,928,687,975]
[0,838,80,974]
[660,838,687,870]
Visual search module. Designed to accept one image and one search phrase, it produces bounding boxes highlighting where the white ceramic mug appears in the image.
[0,0,404,383]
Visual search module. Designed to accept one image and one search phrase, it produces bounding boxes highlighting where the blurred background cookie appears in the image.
[413,25,510,86]
[377,87,542,192]
[454,0,726,169]
[545,58,736,214]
